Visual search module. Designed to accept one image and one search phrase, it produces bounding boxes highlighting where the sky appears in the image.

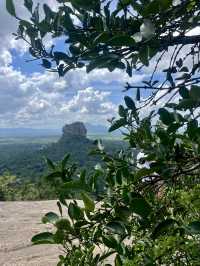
[1,0,199,130]
[0,0,150,129]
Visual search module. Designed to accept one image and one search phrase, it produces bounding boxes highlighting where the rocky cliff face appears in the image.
[62,122,87,138]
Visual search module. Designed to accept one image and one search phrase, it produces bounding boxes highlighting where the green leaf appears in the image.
[102,235,118,249]
[81,192,95,212]
[55,218,71,230]
[46,171,62,180]
[42,212,59,224]
[24,0,33,13]
[177,99,198,110]
[71,0,98,11]
[43,4,53,21]
[117,0,132,10]
[158,108,174,125]
[109,118,126,132]
[115,254,123,266]
[152,219,178,239]
[61,154,70,170]
[32,232,54,244]
[93,32,110,45]
[86,56,113,73]
[69,44,80,55]
[45,157,55,170]
[6,0,16,17]
[190,85,200,99]
[139,46,149,66]
[187,119,198,139]
[180,66,189,72]
[108,35,135,46]
[124,96,136,111]
[68,202,84,220]
[187,221,200,234]
[32,4,40,23]
[106,221,126,235]
[42,59,52,69]
[136,88,140,101]
[57,201,63,216]
[136,167,155,179]
[179,86,190,99]
[130,197,152,218]
[116,169,122,185]
[118,105,126,117]
[159,0,172,9]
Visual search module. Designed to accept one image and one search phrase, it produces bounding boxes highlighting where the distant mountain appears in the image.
[0,124,119,138]
[0,128,61,138]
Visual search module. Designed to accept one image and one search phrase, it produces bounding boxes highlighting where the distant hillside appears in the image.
[0,122,125,181]
[0,124,120,138]
[0,128,61,138]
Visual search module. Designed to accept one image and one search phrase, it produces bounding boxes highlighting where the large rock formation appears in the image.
[58,122,88,146]
[46,122,94,167]
[62,122,87,138]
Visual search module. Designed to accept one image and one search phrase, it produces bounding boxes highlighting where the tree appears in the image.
[0,172,16,200]
[7,0,200,265]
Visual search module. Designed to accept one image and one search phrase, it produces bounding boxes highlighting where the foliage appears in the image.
[6,0,200,265]
[0,172,17,200]
[0,137,125,200]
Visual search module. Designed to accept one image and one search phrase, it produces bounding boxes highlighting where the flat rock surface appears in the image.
[0,201,60,266]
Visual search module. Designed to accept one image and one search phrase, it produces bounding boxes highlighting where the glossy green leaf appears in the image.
[93,32,110,45]
[109,118,126,132]
[68,202,84,220]
[106,221,126,235]
[124,96,136,111]
[46,171,62,180]
[115,254,123,266]
[139,46,149,66]
[71,0,98,11]
[81,192,95,212]
[102,235,118,249]
[177,99,198,110]
[152,219,178,239]
[179,86,190,99]
[108,35,135,46]
[24,0,33,13]
[42,59,52,69]
[45,157,55,170]
[118,105,126,117]
[158,108,174,125]
[61,154,70,170]
[136,88,140,101]
[87,56,113,73]
[42,212,59,224]
[190,85,200,99]
[55,218,71,230]
[6,0,16,17]
[32,232,54,244]
[130,197,152,218]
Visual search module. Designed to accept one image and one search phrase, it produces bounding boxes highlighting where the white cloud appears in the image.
[0,0,148,128]
[61,87,117,115]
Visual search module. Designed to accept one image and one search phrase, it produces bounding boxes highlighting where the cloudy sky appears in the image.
[0,0,149,129]
[1,1,199,129]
